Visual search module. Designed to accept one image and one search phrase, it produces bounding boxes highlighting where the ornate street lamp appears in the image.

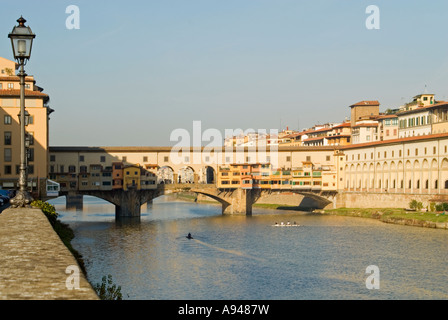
[17,110,30,126]
[8,16,35,208]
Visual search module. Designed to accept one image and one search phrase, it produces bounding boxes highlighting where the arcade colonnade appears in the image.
[342,134,448,195]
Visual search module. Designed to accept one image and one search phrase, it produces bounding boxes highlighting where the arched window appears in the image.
[417,180,420,189]
[409,180,412,189]
[426,180,429,189]
[435,180,438,189]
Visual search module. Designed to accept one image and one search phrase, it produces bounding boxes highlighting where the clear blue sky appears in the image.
[1,0,448,146]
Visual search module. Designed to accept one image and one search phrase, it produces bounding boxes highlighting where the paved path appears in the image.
[0,208,98,300]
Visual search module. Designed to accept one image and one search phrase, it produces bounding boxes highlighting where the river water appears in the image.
[51,196,448,300]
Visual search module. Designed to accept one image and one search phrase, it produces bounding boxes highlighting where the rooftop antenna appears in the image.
[424,84,428,94]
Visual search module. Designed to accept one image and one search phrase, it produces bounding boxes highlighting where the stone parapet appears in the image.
[0,208,98,300]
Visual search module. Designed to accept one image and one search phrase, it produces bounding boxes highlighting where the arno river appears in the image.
[51,196,448,300]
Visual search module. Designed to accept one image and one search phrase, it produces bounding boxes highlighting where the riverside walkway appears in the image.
[0,207,98,300]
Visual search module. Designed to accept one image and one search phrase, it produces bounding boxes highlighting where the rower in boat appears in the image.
[186,233,193,239]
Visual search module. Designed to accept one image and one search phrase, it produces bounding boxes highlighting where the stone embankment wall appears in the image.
[334,192,441,209]
[0,208,98,300]
[381,217,448,229]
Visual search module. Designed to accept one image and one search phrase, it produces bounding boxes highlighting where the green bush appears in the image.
[31,200,58,224]
[430,202,436,212]
[435,202,448,211]
[409,200,423,210]
[94,275,123,300]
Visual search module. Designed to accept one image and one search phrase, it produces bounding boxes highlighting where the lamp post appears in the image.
[8,16,35,208]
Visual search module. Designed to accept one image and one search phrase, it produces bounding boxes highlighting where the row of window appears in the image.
[348,145,446,161]
[221,171,322,177]
[399,116,431,129]
[0,83,31,89]
[3,165,35,175]
[3,148,34,162]
[235,180,323,186]
[347,179,448,190]
[384,129,398,137]
[50,154,330,164]
[60,180,157,188]
[52,155,157,163]
[383,118,398,126]
[4,115,34,125]
[1,132,34,146]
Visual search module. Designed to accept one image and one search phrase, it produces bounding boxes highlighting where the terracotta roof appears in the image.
[326,134,351,139]
[0,76,35,81]
[0,89,48,97]
[350,100,380,107]
[281,132,302,139]
[340,132,448,150]
[307,127,334,136]
[296,129,314,135]
[353,123,378,127]
[397,101,448,115]
[332,122,351,129]
[303,136,326,142]
[376,114,398,120]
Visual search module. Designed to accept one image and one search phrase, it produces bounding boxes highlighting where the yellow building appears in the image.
[0,56,52,194]
[217,164,243,188]
[123,165,141,190]
[429,102,448,134]
[123,164,141,191]
[326,122,352,146]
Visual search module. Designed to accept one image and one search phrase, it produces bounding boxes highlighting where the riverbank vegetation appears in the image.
[32,200,125,299]
[31,200,87,274]
[93,275,123,300]
[320,206,448,229]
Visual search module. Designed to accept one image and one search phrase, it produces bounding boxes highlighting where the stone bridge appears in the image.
[60,184,337,219]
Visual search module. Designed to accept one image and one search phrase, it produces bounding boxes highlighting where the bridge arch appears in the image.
[158,166,175,184]
[345,164,350,189]
[413,160,420,192]
[441,158,448,191]
[376,162,381,190]
[389,161,396,190]
[431,159,438,191]
[203,166,216,184]
[356,164,361,190]
[289,191,335,209]
[350,164,355,190]
[398,161,404,189]
[405,160,413,191]
[193,190,231,209]
[178,166,195,184]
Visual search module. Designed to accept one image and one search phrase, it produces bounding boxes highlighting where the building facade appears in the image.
[342,133,448,195]
[0,56,52,194]
[349,100,380,126]
[377,114,398,141]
